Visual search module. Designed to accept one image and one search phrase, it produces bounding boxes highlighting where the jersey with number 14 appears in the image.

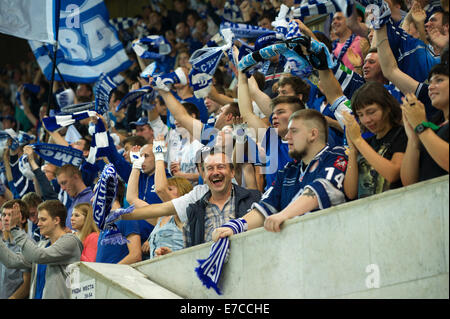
[252,145,348,217]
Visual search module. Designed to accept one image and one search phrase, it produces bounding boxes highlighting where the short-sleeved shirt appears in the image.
[357,126,407,198]
[95,220,140,264]
[253,145,348,217]
[419,122,449,182]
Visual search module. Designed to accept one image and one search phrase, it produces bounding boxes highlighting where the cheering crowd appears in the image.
[0,0,448,299]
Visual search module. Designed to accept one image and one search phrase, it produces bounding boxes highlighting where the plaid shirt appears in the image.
[183,186,236,246]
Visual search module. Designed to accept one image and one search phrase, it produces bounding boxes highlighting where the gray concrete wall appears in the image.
[132,176,449,299]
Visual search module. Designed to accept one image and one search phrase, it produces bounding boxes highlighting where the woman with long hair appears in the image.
[70,203,99,262]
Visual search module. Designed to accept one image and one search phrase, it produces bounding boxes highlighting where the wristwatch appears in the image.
[414,121,440,134]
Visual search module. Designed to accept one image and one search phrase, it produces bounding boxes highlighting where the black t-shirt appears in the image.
[357,125,407,198]
[419,122,449,182]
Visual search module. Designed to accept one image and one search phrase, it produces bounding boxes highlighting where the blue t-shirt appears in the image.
[95,220,140,264]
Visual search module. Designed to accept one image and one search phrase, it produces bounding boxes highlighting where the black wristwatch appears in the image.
[414,121,440,134]
[414,123,428,134]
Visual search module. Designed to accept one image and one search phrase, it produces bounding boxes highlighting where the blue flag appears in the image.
[29,0,132,83]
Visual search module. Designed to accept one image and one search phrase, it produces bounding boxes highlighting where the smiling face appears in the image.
[37,209,60,238]
[428,73,449,110]
[363,52,383,82]
[332,12,349,38]
[203,153,234,196]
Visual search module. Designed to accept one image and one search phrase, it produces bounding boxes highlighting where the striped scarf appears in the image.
[195,218,248,295]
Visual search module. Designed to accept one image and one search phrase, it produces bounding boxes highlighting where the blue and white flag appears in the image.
[31,142,84,167]
[0,0,57,43]
[219,21,275,39]
[195,218,248,295]
[189,29,233,98]
[42,110,97,132]
[29,0,132,83]
[94,73,117,115]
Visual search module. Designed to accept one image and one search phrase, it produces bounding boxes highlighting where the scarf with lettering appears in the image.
[31,143,84,167]
[195,218,247,295]
[188,29,233,98]
[94,73,117,115]
[92,164,128,245]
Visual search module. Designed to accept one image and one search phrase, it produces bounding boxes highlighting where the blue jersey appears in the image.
[386,20,440,83]
[258,128,292,191]
[252,145,348,217]
[9,154,34,198]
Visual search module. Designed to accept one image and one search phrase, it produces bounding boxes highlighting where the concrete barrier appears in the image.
[71,261,182,299]
[132,175,449,299]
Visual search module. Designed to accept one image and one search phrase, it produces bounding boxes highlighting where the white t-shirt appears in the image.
[172,184,209,223]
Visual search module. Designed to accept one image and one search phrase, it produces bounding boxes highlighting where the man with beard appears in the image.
[212,109,348,239]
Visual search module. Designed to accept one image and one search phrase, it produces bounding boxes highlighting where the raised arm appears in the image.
[157,90,203,140]
[375,25,419,95]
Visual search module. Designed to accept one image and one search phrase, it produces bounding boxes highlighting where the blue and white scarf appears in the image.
[189,29,233,98]
[195,218,248,295]
[333,33,357,62]
[292,0,354,19]
[115,86,154,112]
[42,110,97,132]
[17,131,35,146]
[132,35,172,60]
[86,119,110,165]
[109,17,139,31]
[94,73,117,115]
[18,155,35,180]
[31,143,84,167]
[92,164,128,245]
[57,102,96,115]
[219,21,275,39]
[0,129,19,151]
[140,61,164,79]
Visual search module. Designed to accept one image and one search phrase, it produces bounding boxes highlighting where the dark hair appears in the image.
[22,192,43,209]
[202,148,234,171]
[429,62,449,79]
[37,200,67,228]
[225,102,241,118]
[123,135,147,147]
[278,76,311,103]
[182,102,200,119]
[351,82,402,128]
[289,109,329,143]
[1,199,30,227]
[116,179,125,206]
[271,95,305,112]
